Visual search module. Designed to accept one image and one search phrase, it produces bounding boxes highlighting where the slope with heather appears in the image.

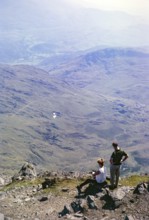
[0,48,149,174]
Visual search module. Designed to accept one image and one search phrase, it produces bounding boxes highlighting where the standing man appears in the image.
[110,142,128,189]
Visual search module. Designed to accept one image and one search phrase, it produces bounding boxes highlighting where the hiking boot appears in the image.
[76,185,81,194]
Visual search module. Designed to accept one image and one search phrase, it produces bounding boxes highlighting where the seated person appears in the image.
[76,158,107,194]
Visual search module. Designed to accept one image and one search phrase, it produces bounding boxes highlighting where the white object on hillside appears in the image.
[53,113,57,119]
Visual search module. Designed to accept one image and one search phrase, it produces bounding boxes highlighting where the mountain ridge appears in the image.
[0,1,149,64]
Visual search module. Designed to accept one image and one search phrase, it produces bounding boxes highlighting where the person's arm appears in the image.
[121,153,128,163]
[95,170,100,175]
[110,158,113,164]
[110,153,114,164]
[92,170,100,178]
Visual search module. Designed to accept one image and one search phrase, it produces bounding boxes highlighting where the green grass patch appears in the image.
[42,178,83,197]
[120,175,149,187]
[1,175,148,196]
[0,177,45,192]
[0,177,83,198]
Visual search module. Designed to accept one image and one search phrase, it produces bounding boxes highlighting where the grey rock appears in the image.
[12,162,36,181]
[38,196,48,202]
[62,187,69,192]
[133,182,149,194]
[0,213,4,220]
[0,177,5,186]
[64,214,84,220]
[74,213,84,217]
[71,200,84,212]
[124,215,135,220]
[0,192,6,200]
[58,204,73,217]
[4,217,14,220]
[42,178,56,189]
[111,187,126,200]
[87,195,97,210]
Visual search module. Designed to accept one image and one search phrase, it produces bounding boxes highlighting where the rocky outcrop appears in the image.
[42,178,56,189]
[59,182,149,220]
[12,162,37,181]
[0,165,148,220]
[133,182,149,194]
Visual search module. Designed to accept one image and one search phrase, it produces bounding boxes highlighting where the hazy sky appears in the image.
[74,0,149,21]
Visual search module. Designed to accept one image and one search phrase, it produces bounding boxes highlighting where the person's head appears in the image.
[97,158,104,167]
[112,142,119,150]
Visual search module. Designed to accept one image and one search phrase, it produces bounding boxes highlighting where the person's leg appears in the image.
[115,166,120,188]
[110,165,116,188]
[99,181,107,188]
[77,179,96,193]
[79,179,96,188]
[98,181,108,191]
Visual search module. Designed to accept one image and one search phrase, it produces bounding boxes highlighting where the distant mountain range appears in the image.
[0,0,149,64]
[0,47,149,174]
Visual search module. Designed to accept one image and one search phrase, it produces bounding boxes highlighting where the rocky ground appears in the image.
[0,163,148,220]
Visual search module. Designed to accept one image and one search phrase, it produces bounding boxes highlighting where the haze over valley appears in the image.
[1,0,149,64]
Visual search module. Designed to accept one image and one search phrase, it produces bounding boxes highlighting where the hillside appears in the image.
[0,48,149,174]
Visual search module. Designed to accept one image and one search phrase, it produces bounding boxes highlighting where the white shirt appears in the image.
[95,166,107,183]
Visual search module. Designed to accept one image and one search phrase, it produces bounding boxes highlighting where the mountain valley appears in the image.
[0,47,149,174]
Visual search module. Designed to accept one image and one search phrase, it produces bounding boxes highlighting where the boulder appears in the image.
[71,200,85,212]
[0,213,4,220]
[12,162,36,181]
[101,187,127,210]
[87,195,97,209]
[124,215,135,220]
[133,182,149,194]
[0,177,4,186]
[41,178,56,189]
[58,204,73,217]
